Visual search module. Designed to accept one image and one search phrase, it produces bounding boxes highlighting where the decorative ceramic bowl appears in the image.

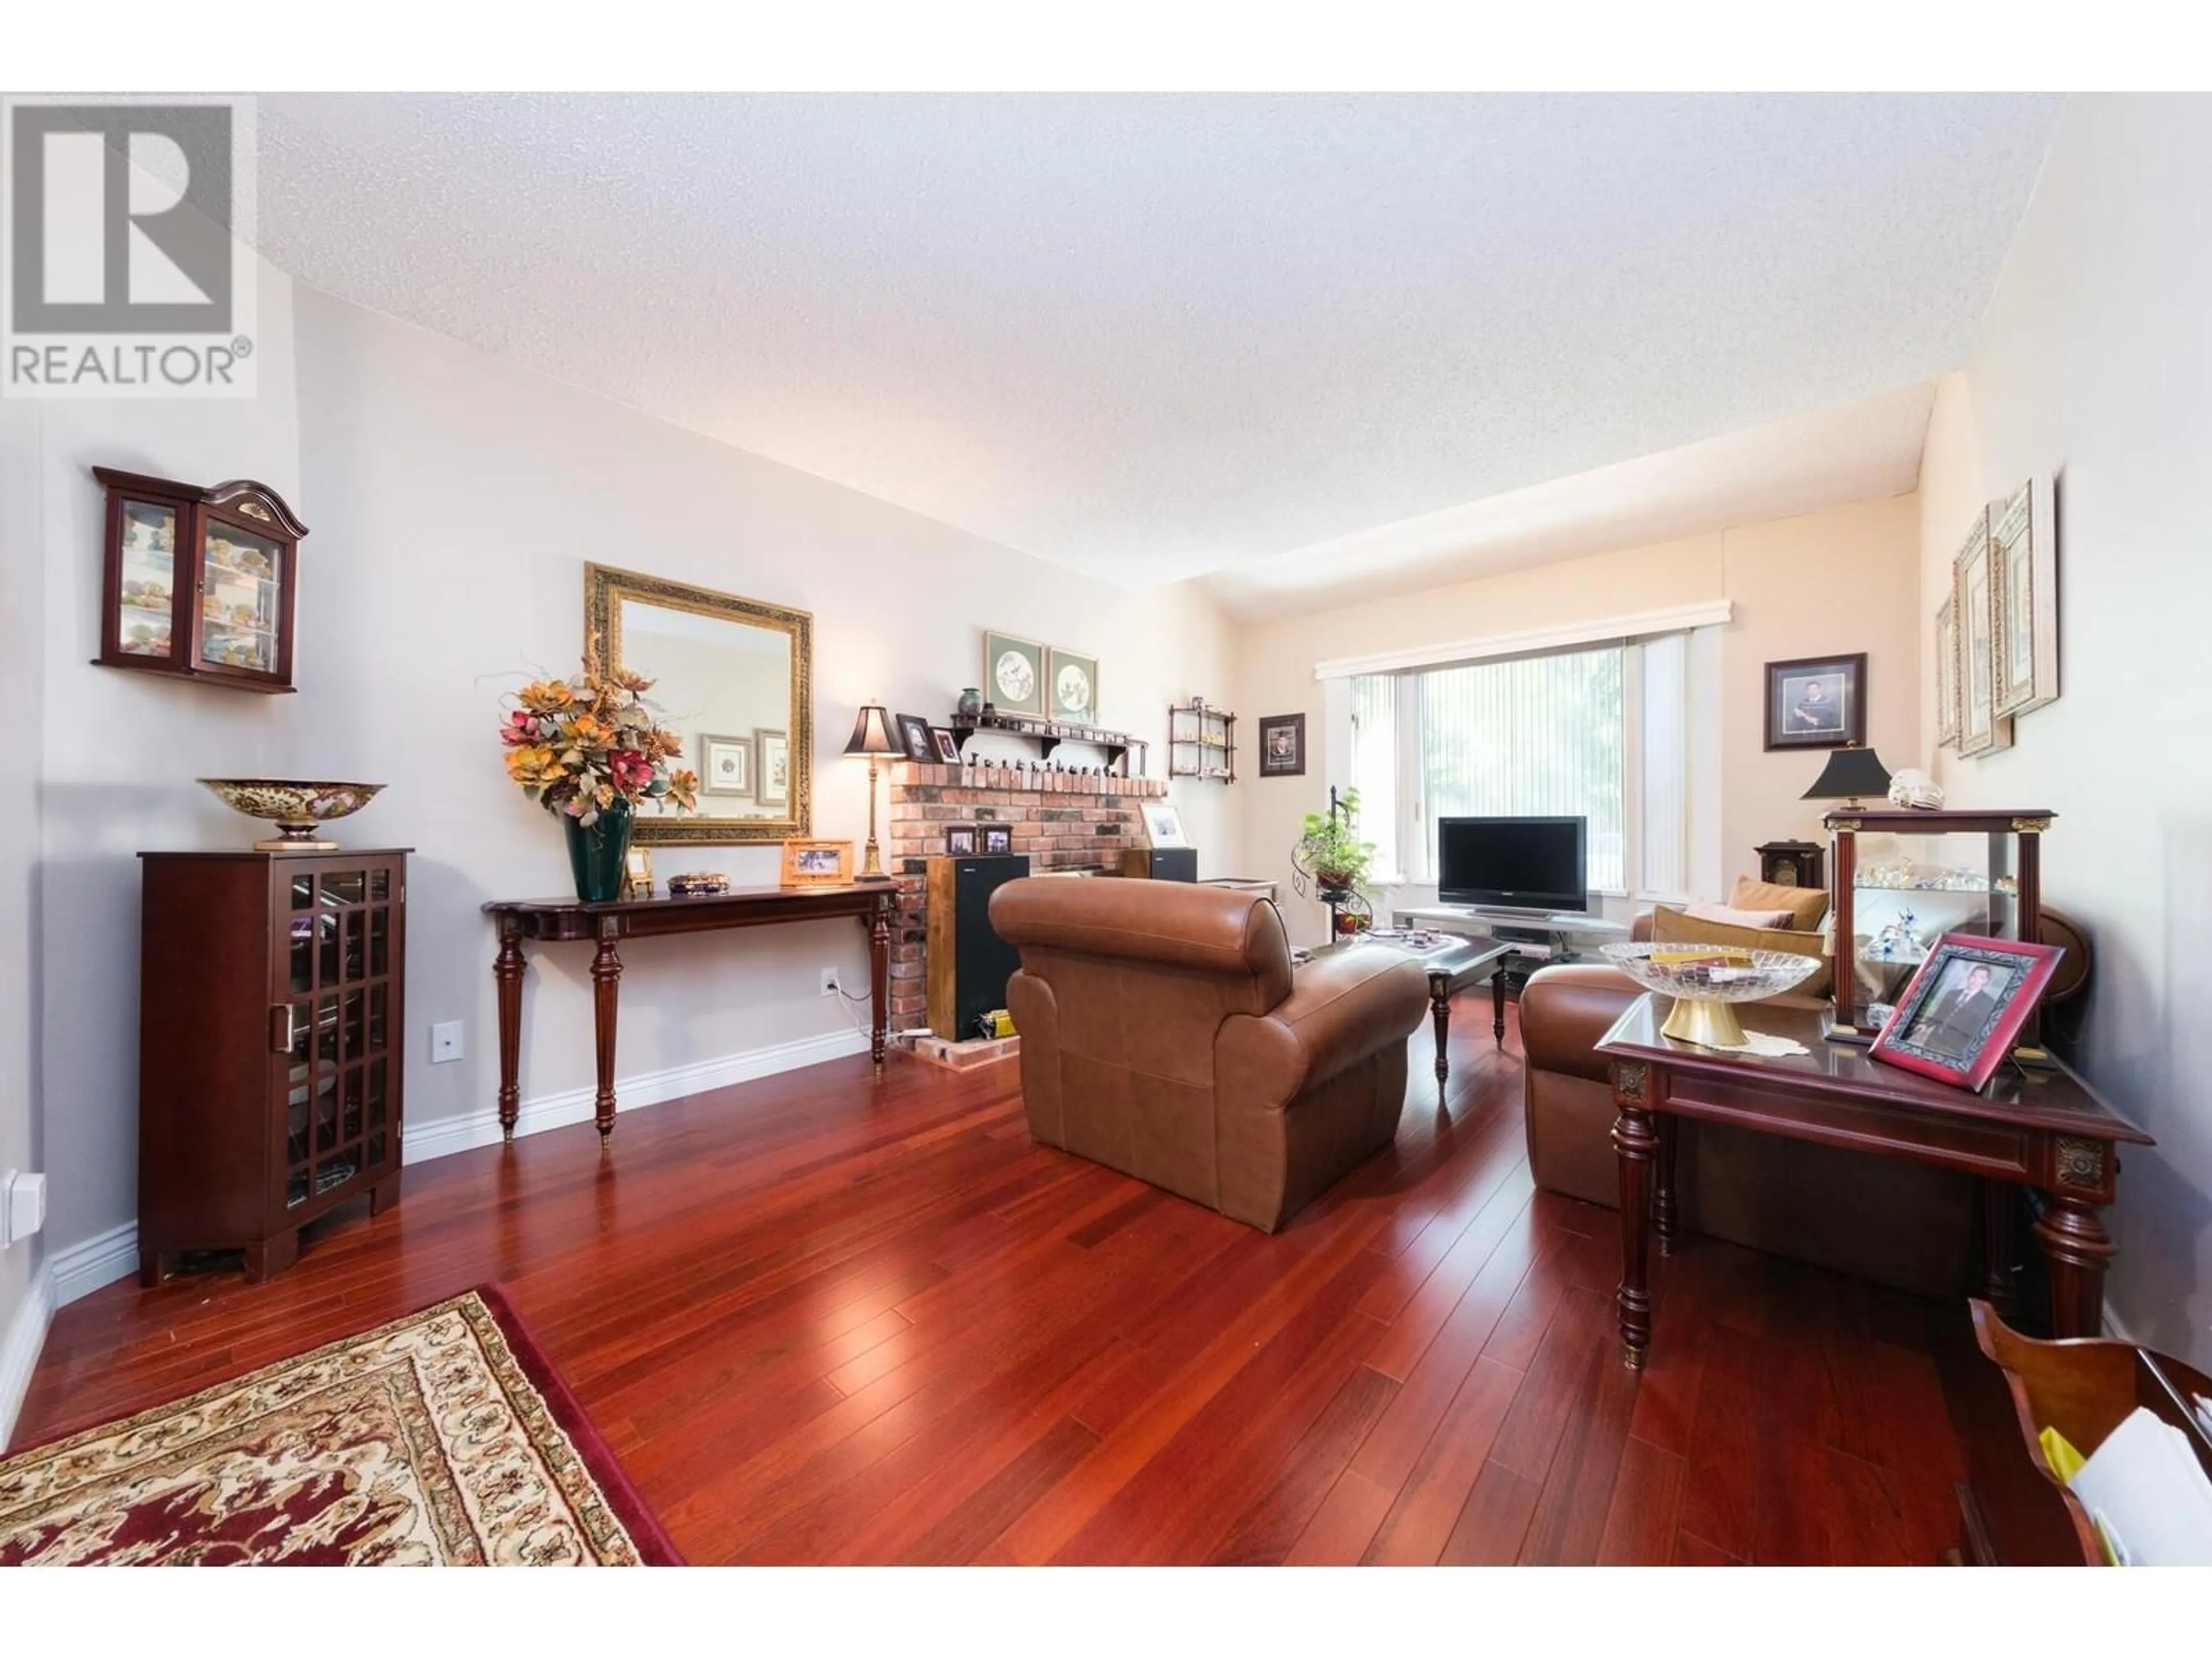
[200,778,385,850]
[1601,941,1823,1048]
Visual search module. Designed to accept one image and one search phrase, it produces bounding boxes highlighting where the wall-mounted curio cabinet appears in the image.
[93,468,308,693]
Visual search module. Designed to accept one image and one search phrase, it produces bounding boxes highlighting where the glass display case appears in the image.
[1825,807,2052,1051]
[94,468,307,692]
[138,849,408,1283]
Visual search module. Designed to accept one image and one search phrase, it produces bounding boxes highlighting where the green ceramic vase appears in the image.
[562,798,634,903]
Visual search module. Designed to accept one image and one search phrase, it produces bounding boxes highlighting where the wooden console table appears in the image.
[1597,996,2151,1372]
[482,884,897,1142]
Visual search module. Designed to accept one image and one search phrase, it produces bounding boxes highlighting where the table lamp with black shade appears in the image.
[1801,743,1892,811]
[843,702,902,882]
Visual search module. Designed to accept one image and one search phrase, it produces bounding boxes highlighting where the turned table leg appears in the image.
[1430,970,1452,1085]
[2035,1192,2115,1339]
[494,919,527,1142]
[867,902,891,1066]
[1654,1113,1680,1256]
[1612,1062,1657,1370]
[1980,1180,2016,1313]
[1493,960,1509,1046]
[591,921,623,1140]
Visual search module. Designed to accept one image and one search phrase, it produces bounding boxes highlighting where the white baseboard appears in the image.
[52,1220,140,1306]
[402,1026,873,1164]
[21,1028,876,1331]
[1,1260,55,1452]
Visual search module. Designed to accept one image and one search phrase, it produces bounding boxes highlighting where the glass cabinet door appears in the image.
[115,499,180,661]
[279,861,399,1213]
[199,520,286,677]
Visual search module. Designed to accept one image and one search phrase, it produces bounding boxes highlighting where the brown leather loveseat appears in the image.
[990,877,1430,1232]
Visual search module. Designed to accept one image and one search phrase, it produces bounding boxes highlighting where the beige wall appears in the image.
[1234,494,1922,938]
[1914,96,2212,1365]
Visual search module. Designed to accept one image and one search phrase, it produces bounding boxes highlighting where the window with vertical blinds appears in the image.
[1350,635,1691,898]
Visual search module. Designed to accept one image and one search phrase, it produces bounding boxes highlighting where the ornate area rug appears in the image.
[0,1286,679,1566]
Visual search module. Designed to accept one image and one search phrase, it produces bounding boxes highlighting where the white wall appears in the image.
[31,262,302,1275]
[1916,95,2212,1365]
[21,280,1241,1275]
[1,400,50,1444]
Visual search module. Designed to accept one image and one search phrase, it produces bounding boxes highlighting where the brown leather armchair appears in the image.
[990,877,1430,1232]
[1520,959,1975,1297]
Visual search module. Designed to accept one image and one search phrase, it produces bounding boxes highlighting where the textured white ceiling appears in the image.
[256,93,2059,589]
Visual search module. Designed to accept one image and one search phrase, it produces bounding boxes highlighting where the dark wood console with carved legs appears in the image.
[1597,996,2150,1373]
[483,884,897,1142]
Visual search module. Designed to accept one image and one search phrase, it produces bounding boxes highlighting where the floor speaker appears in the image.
[926,854,1031,1040]
[1119,847,1198,881]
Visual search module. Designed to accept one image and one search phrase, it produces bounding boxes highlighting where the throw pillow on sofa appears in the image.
[1728,875,1830,931]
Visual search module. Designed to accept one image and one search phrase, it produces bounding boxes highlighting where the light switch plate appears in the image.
[430,1021,464,1063]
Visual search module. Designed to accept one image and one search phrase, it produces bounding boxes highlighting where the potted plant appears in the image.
[1295,787,1376,910]
[499,655,699,901]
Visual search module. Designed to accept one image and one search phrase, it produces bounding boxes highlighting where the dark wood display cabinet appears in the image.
[139,848,410,1283]
[93,468,307,692]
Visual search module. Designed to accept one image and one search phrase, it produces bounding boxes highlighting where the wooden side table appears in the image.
[1597,996,2151,1371]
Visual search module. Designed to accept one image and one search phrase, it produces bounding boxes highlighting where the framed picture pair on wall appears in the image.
[1940,477,2059,756]
[980,630,1098,725]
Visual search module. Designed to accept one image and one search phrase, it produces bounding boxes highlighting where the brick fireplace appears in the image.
[884,759,1171,1032]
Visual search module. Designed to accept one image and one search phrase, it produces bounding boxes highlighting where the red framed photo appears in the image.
[1869,933,2063,1090]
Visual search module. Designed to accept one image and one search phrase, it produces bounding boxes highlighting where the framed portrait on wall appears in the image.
[1762,653,1866,752]
[1257,712,1306,777]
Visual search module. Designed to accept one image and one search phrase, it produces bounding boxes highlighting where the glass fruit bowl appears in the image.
[200,778,385,851]
[1601,941,1823,1048]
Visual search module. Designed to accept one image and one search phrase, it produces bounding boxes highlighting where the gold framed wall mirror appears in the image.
[585,563,813,844]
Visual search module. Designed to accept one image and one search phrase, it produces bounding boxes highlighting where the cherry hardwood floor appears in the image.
[13,999,1984,1564]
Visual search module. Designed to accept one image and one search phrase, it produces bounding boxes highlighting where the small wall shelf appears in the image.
[1168,700,1236,783]
[950,710,1147,775]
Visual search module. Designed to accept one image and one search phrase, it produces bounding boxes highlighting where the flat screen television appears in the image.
[1437,816,1588,914]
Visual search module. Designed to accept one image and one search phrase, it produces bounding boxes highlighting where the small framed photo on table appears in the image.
[1763,653,1866,751]
[1139,800,1190,849]
[931,727,962,764]
[946,825,977,855]
[980,825,1013,855]
[780,839,855,887]
[895,713,935,762]
[1870,933,2064,1090]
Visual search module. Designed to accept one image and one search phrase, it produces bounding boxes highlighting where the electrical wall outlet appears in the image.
[2,1169,47,1249]
[820,968,841,997]
[430,1021,465,1063]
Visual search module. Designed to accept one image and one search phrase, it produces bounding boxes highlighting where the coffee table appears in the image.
[1313,935,1516,1084]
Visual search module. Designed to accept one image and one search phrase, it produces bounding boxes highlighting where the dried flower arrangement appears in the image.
[499,655,699,825]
